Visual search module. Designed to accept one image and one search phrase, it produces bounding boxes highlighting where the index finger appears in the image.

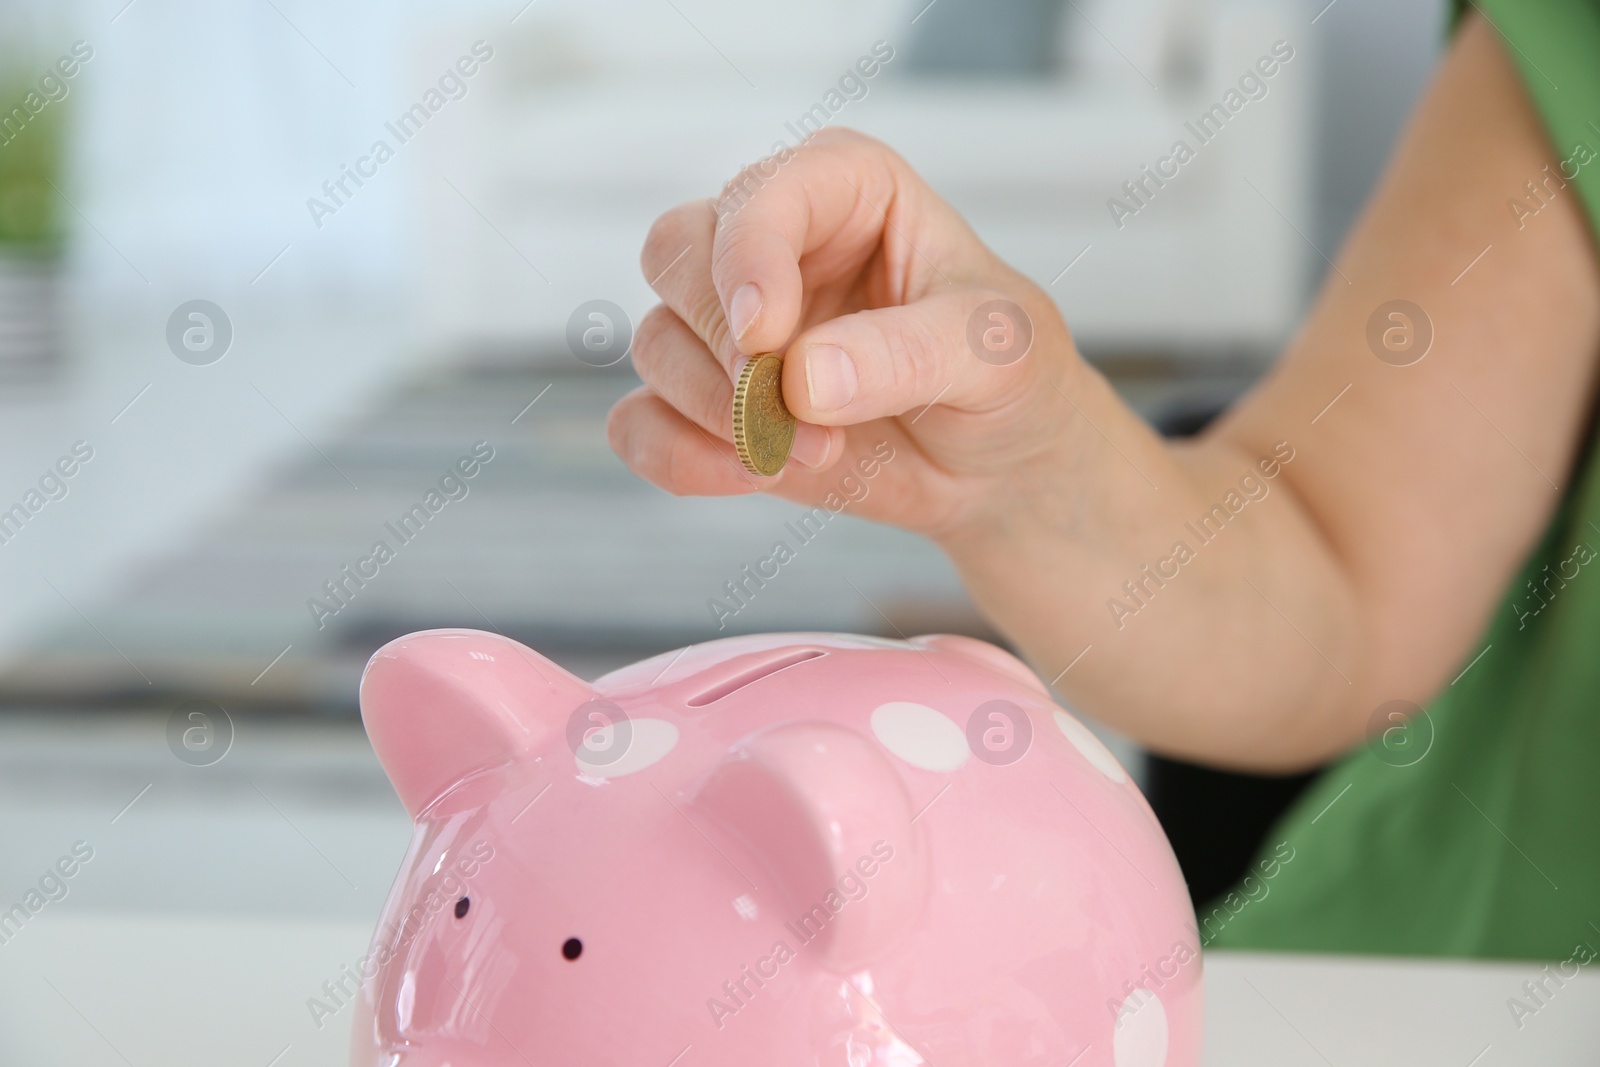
[709,129,924,357]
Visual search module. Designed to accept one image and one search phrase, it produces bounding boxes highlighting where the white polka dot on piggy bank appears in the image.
[1054,709,1131,783]
[574,718,679,779]
[870,701,970,771]
[1114,991,1170,1067]
[353,629,1203,1066]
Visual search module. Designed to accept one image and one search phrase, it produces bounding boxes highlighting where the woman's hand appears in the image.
[606,12,1600,773]
[606,128,1082,542]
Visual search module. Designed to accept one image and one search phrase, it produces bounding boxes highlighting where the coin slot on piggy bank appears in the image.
[686,648,826,707]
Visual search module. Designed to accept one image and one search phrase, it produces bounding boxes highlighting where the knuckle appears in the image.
[699,382,733,438]
[640,258,729,365]
[639,222,676,282]
[714,161,775,220]
[686,290,734,362]
[630,305,677,378]
[883,311,940,403]
[640,202,703,285]
[675,358,730,437]
[715,222,764,260]
[630,428,681,491]
[811,126,904,174]
[604,400,632,456]
[606,395,648,472]
[659,431,704,495]
[812,125,873,150]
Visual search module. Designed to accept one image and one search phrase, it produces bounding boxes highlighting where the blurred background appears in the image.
[0,0,1446,1061]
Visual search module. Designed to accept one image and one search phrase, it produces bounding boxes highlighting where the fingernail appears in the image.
[729,283,762,341]
[791,422,831,469]
[804,345,857,413]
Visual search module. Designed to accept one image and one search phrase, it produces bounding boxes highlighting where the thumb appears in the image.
[780,290,1041,425]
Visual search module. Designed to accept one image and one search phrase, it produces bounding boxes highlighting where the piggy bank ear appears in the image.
[360,629,593,817]
[692,721,929,972]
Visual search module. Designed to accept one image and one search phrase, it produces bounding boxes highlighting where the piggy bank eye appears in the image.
[562,937,583,960]
[454,896,470,919]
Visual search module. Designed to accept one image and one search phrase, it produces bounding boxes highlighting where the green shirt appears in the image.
[1208,0,1600,960]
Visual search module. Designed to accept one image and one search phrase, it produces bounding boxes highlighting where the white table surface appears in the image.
[1,912,1593,1066]
[1,714,1594,1065]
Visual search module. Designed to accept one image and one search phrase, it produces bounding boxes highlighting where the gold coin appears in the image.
[732,354,796,476]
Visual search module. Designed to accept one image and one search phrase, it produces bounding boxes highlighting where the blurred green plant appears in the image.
[0,65,68,254]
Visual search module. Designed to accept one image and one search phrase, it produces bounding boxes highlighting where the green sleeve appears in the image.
[1452,0,1600,245]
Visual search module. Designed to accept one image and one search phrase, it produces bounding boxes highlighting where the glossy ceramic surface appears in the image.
[352,628,1202,1066]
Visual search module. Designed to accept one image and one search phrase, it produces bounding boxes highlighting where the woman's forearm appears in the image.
[937,355,1365,771]
[937,14,1600,771]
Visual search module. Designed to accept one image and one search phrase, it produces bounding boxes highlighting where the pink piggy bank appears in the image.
[352,628,1202,1067]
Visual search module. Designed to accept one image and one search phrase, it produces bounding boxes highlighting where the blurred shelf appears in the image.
[0,350,1258,711]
